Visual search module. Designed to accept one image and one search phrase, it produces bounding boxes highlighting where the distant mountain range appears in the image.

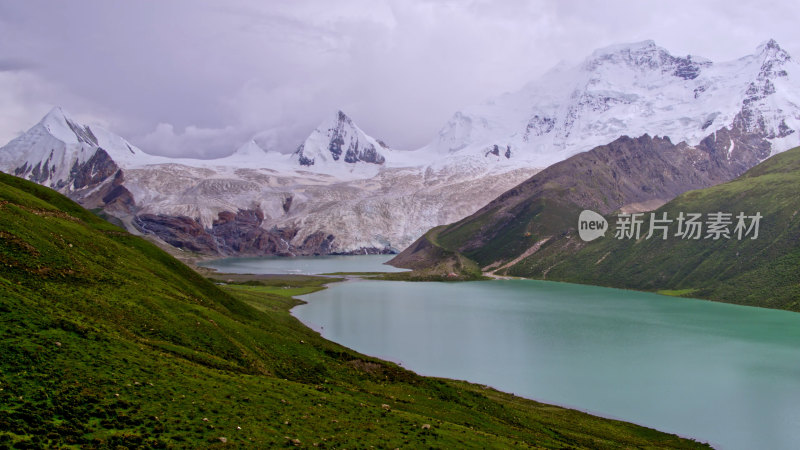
[1,39,799,257]
[0,107,538,255]
[389,40,800,310]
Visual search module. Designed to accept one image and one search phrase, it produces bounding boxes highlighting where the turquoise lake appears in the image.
[292,278,800,450]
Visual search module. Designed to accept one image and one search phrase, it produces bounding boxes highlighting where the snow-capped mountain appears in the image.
[0,106,537,255]
[212,110,410,179]
[0,107,152,190]
[2,39,799,258]
[429,39,800,166]
[293,110,390,167]
[0,107,177,216]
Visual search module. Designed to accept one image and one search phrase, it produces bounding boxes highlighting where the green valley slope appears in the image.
[0,172,706,448]
[507,146,800,311]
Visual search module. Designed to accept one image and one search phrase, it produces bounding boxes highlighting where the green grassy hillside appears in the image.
[0,172,706,448]
[508,146,800,311]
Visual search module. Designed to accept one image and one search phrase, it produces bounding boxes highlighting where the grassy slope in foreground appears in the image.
[0,172,707,448]
[509,146,800,311]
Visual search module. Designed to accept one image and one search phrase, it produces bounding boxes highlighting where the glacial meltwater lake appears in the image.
[208,255,800,449]
[200,254,408,275]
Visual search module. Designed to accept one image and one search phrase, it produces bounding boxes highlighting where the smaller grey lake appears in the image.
[199,254,407,275]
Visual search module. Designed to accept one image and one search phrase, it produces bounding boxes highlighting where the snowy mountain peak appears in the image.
[753,39,792,80]
[335,109,353,125]
[41,105,69,125]
[588,39,658,59]
[231,139,268,158]
[41,105,69,126]
[292,110,389,168]
[428,39,800,167]
[30,106,149,162]
[757,39,789,59]
[587,40,661,65]
[583,40,709,80]
[38,106,100,147]
[0,106,158,191]
[215,138,293,169]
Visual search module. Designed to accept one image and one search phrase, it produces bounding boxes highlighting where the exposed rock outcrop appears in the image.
[134,214,220,254]
[70,148,118,189]
[133,208,369,256]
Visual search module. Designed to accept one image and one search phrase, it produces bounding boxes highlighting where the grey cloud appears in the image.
[0,0,798,158]
[0,58,36,72]
[139,123,242,159]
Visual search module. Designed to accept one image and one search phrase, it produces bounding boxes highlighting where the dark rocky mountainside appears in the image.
[134,209,391,256]
[390,124,772,272]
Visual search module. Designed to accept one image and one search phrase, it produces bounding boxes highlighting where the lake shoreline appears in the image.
[288,279,711,446]
[202,269,712,448]
[196,253,798,315]
[291,275,800,450]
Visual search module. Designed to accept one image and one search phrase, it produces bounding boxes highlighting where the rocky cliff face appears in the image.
[133,208,389,256]
[134,209,302,256]
[69,148,119,189]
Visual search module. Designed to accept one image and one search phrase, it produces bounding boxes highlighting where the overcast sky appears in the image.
[1,0,798,158]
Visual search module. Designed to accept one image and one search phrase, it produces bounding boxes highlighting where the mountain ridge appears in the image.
[2,39,799,257]
[389,125,773,274]
[428,38,799,167]
[504,145,800,311]
[0,107,540,255]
